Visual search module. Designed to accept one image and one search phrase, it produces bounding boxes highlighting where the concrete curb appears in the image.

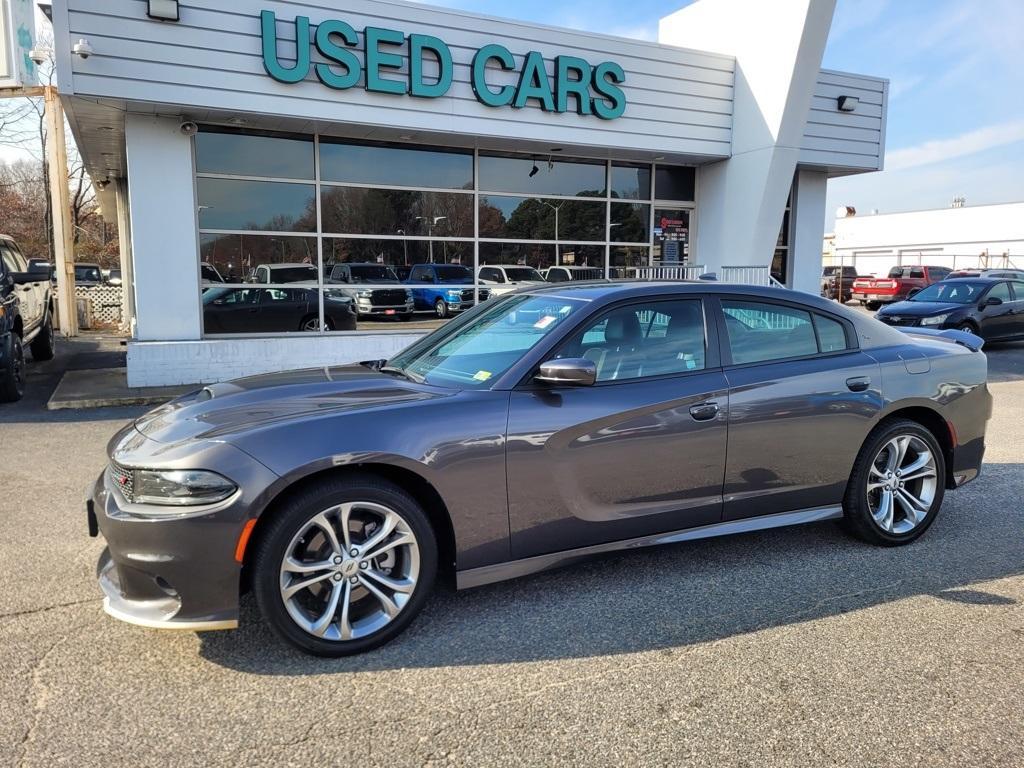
[47,367,194,410]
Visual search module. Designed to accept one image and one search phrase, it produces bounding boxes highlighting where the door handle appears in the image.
[689,402,720,421]
[846,376,871,392]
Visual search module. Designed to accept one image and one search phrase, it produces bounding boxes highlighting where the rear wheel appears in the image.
[0,333,25,402]
[299,315,333,332]
[30,313,55,361]
[866,301,882,311]
[842,419,945,546]
[253,475,438,656]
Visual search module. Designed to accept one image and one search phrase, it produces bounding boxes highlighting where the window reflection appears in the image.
[479,242,556,273]
[195,130,314,179]
[200,234,317,283]
[479,154,606,197]
[654,166,696,202]
[611,203,650,243]
[323,238,472,271]
[611,246,652,278]
[479,196,606,241]
[320,141,473,189]
[611,164,651,200]
[197,178,316,232]
[321,187,474,237]
[202,287,356,334]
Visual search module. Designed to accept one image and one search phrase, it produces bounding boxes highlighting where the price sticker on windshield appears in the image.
[534,316,557,330]
[473,370,493,382]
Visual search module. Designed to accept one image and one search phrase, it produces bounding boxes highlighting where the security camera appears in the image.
[72,38,94,60]
[95,180,110,191]
[180,121,199,137]
[28,48,49,66]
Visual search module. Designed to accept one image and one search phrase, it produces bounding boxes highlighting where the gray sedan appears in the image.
[88,282,991,656]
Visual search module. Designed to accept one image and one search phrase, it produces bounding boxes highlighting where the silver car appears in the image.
[88,282,991,656]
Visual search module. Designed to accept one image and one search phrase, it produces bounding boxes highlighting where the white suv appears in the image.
[477,265,547,296]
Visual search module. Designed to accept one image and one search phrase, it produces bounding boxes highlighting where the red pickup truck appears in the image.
[851,265,952,310]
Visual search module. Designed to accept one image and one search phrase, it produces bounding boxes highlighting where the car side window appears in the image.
[814,314,849,352]
[1,244,24,274]
[560,299,706,382]
[722,300,819,364]
[1010,282,1024,300]
[909,267,925,278]
[547,269,567,283]
[987,282,1012,302]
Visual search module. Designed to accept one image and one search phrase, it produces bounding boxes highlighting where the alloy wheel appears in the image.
[301,317,322,332]
[866,435,938,535]
[279,502,420,642]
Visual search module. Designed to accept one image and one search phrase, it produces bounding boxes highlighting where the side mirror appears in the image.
[983,296,1003,307]
[11,271,37,285]
[536,358,597,387]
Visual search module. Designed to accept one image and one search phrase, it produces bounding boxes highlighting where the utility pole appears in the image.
[1,84,78,335]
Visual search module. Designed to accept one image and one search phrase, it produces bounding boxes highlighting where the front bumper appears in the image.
[89,432,279,630]
[356,301,415,316]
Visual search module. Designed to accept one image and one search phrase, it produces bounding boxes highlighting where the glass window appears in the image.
[814,314,849,353]
[195,130,314,179]
[387,293,588,388]
[909,267,925,278]
[559,300,706,382]
[479,154,606,197]
[610,246,651,279]
[722,300,817,364]
[653,209,690,264]
[479,196,606,242]
[654,166,695,201]
[200,234,317,283]
[987,282,1012,301]
[0,244,25,273]
[321,186,474,237]
[558,244,605,271]
[73,264,102,283]
[197,178,316,232]
[1012,282,1024,300]
[320,141,473,190]
[202,286,339,334]
[611,164,651,200]
[323,238,470,272]
[480,242,555,272]
[611,203,650,243]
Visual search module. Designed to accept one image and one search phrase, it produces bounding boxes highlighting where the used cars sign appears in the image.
[0,0,37,89]
[260,10,627,120]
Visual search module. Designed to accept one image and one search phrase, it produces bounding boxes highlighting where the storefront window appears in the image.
[320,141,473,190]
[194,127,690,336]
[478,154,606,197]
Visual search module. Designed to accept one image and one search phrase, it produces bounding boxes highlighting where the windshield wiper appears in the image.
[380,366,424,384]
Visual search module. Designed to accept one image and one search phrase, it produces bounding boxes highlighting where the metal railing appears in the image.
[720,265,782,287]
[628,264,707,281]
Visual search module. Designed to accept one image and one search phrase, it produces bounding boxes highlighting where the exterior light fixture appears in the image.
[837,95,859,112]
[147,0,180,21]
[529,163,539,177]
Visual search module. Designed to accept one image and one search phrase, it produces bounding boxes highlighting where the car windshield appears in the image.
[348,265,400,283]
[887,267,906,278]
[435,266,472,284]
[910,282,987,303]
[269,266,317,283]
[503,267,544,282]
[386,294,586,388]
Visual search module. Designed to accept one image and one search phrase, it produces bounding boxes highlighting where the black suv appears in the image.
[1,235,55,401]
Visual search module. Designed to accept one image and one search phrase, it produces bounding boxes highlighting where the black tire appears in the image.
[30,313,55,361]
[434,299,449,319]
[0,333,25,403]
[957,322,978,335]
[298,315,333,332]
[842,418,946,546]
[866,301,882,311]
[252,474,438,657]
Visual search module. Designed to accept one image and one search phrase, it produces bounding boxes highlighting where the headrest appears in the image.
[605,311,642,344]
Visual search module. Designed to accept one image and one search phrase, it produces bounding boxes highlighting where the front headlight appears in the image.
[130,469,237,507]
[356,290,374,299]
[405,289,413,300]
[446,289,462,299]
[920,313,951,326]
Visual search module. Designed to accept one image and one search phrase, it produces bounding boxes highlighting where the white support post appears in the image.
[44,85,77,336]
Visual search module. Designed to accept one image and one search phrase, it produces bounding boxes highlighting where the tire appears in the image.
[842,419,946,546]
[30,313,55,361]
[299,315,333,332]
[434,299,449,319]
[252,474,438,657]
[866,301,882,311]
[0,333,25,403]
[957,322,978,335]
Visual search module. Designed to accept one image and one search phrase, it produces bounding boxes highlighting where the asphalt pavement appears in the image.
[1,333,1022,767]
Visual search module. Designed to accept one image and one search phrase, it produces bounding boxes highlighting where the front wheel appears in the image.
[0,333,25,402]
[842,419,945,546]
[434,299,449,319]
[253,475,438,656]
[957,322,978,335]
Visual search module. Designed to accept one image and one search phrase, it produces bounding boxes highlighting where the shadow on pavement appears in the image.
[197,461,1023,675]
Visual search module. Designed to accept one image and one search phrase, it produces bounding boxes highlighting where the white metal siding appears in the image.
[800,68,887,171]
[59,0,735,158]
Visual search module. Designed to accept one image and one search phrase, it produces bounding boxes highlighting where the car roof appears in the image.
[266,262,316,268]
[941,276,1002,283]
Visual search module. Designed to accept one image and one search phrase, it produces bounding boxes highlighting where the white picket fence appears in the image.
[73,285,124,328]
[628,264,707,280]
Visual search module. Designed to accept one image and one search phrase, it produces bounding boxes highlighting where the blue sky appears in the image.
[418,0,1024,222]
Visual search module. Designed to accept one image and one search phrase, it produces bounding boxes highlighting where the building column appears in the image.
[790,169,828,294]
[124,114,201,343]
[114,178,135,336]
[660,0,835,280]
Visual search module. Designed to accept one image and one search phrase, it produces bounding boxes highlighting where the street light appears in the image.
[415,216,447,263]
[396,229,408,265]
[537,200,565,263]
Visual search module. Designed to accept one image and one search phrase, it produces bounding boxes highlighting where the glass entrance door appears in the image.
[653,209,691,265]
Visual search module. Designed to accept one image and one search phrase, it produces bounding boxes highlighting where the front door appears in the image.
[506,297,728,560]
[653,209,691,267]
[978,281,1015,339]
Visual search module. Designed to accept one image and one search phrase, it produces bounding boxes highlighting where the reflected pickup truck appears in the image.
[852,265,952,310]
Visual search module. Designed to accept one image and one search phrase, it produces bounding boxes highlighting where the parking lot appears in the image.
[1,333,1022,767]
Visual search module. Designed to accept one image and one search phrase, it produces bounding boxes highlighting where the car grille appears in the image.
[108,462,135,502]
[370,289,409,306]
[460,289,490,302]
[880,316,919,327]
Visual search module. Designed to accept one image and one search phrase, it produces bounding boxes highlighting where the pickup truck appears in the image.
[400,263,491,318]
[820,265,860,303]
[851,265,952,310]
[1,234,55,402]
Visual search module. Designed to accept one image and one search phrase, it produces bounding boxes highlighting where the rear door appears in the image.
[507,296,729,559]
[1010,282,1024,338]
[716,297,882,520]
[979,281,1015,339]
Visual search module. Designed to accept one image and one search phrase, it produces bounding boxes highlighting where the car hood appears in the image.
[879,300,964,317]
[134,365,452,445]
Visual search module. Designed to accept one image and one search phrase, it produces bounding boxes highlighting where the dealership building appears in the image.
[43,0,888,386]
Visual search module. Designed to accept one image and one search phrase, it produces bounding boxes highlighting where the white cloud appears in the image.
[886,120,1024,171]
